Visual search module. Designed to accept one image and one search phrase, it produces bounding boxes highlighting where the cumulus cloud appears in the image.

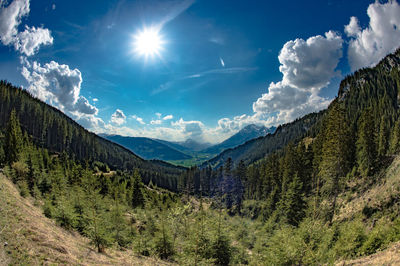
[172,118,205,140]
[14,25,53,56]
[76,114,105,129]
[0,0,29,45]
[278,31,342,89]
[163,114,173,120]
[21,60,98,115]
[252,31,342,124]
[111,109,126,125]
[0,0,53,56]
[346,0,400,71]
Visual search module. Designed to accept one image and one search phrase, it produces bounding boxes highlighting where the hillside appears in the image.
[0,82,184,190]
[0,172,170,265]
[201,124,276,155]
[102,135,192,161]
[201,111,324,169]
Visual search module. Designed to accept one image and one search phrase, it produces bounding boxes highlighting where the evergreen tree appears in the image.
[319,102,354,223]
[131,169,145,208]
[277,175,306,226]
[378,115,389,158]
[5,109,23,164]
[356,109,377,176]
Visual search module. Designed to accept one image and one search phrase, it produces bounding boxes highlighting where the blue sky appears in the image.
[1,0,400,143]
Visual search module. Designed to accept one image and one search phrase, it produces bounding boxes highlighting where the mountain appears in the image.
[101,135,192,161]
[155,139,196,153]
[176,138,212,151]
[201,111,324,169]
[202,124,276,155]
[0,81,184,190]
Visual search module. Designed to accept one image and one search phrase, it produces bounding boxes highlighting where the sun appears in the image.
[133,26,164,59]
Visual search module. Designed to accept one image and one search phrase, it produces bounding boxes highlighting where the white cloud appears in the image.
[252,31,342,125]
[76,114,105,129]
[155,112,162,118]
[131,115,145,125]
[14,25,53,56]
[172,118,205,140]
[278,31,343,89]
[150,119,162,125]
[0,0,53,56]
[220,57,225,67]
[0,0,29,46]
[111,109,126,125]
[92,98,98,102]
[21,60,98,115]
[344,16,360,37]
[163,114,173,120]
[346,0,400,71]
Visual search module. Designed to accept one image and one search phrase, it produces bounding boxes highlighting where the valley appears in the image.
[1,0,400,265]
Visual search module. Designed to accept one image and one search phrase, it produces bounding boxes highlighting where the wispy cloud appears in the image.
[187,67,257,78]
[158,0,195,29]
[152,66,256,95]
[131,115,145,125]
[220,57,225,67]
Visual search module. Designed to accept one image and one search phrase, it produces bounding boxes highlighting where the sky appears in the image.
[1,0,400,144]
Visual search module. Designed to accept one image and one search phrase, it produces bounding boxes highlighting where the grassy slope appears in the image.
[336,241,400,265]
[0,173,170,265]
[335,155,400,222]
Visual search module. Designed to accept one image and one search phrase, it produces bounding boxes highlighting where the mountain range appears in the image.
[102,124,276,165]
[202,124,276,155]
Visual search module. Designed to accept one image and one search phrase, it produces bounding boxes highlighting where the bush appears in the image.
[212,234,231,265]
[334,219,366,258]
[17,180,30,198]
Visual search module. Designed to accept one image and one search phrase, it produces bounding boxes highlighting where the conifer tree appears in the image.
[277,175,306,226]
[5,109,23,164]
[319,102,354,223]
[378,115,389,158]
[131,169,145,208]
[356,109,377,176]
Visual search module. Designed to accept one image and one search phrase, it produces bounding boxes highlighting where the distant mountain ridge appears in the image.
[175,138,212,152]
[201,111,324,169]
[202,124,276,154]
[0,81,184,191]
[101,135,192,161]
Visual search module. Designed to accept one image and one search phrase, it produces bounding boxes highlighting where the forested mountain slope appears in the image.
[201,124,276,155]
[177,48,400,264]
[0,81,184,190]
[201,111,324,169]
[102,134,192,161]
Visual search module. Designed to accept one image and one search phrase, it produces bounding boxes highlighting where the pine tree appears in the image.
[277,175,306,226]
[131,169,145,208]
[5,109,23,164]
[378,115,389,158]
[319,102,354,223]
[356,109,377,176]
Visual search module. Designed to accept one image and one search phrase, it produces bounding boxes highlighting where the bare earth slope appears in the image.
[0,173,170,265]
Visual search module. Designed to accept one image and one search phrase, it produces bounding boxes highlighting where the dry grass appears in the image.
[335,156,400,222]
[336,241,400,266]
[0,173,171,265]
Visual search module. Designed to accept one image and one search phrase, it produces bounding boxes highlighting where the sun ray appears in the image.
[133,26,164,59]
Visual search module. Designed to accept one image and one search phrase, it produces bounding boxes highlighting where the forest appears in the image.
[1,49,400,265]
